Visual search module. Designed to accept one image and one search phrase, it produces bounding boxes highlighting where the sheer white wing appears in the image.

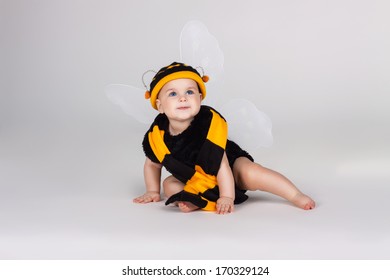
[180,20,224,107]
[105,84,155,125]
[180,21,273,150]
[220,98,273,151]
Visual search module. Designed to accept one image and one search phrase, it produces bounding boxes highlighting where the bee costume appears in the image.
[142,62,253,211]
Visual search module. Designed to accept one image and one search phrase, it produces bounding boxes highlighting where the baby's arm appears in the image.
[133,157,162,203]
[216,153,235,214]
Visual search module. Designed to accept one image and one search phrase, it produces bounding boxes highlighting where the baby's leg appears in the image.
[233,158,315,210]
[163,175,199,213]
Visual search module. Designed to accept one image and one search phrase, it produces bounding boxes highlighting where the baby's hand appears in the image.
[216,196,234,214]
[133,192,160,204]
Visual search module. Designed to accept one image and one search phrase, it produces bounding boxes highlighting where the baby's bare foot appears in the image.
[290,193,316,210]
[178,202,199,213]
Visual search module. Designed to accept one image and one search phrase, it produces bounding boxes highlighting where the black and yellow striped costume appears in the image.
[143,105,250,211]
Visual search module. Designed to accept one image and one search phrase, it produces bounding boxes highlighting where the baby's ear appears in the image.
[156,99,163,113]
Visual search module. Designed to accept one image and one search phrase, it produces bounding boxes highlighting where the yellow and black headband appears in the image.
[144,62,209,110]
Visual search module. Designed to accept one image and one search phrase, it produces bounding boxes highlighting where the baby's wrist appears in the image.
[219,196,234,201]
[146,191,160,195]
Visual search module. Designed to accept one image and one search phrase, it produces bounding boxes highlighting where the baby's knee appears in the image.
[162,175,183,196]
[238,163,266,190]
[162,176,174,191]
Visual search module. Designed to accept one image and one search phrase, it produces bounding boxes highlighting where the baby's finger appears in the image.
[217,204,227,215]
[142,195,152,203]
[216,204,222,214]
[135,195,147,203]
[216,204,221,214]
[223,204,234,215]
[224,205,232,214]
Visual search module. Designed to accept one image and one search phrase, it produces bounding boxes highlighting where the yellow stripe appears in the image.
[206,109,227,149]
[202,201,217,211]
[184,165,217,194]
[184,165,218,211]
[148,125,170,163]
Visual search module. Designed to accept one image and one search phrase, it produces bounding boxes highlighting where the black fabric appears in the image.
[142,105,211,169]
[196,139,225,176]
[162,155,195,184]
[142,105,253,206]
[165,184,248,208]
[226,140,254,168]
[142,106,253,169]
[165,190,208,209]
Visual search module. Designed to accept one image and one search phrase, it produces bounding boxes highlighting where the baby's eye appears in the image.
[168,91,177,97]
[186,90,195,95]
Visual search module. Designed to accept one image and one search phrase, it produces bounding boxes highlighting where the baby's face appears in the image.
[156,78,202,122]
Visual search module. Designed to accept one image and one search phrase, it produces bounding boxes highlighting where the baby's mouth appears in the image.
[177,106,190,110]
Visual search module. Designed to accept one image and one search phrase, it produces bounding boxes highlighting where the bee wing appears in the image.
[220,98,273,151]
[180,20,224,107]
[180,21,273,151]
[105,84,156,125]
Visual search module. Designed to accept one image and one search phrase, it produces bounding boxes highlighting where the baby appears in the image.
[134,62,315,214]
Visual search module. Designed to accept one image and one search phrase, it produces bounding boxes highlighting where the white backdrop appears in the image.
[2,0,390,127]
[1,0,390,259]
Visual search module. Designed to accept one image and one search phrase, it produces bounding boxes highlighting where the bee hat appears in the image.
[144,62,209,110]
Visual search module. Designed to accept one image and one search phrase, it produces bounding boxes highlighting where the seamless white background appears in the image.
[1,0,390,259]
